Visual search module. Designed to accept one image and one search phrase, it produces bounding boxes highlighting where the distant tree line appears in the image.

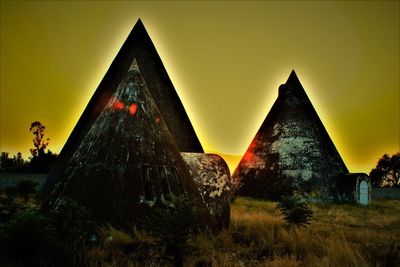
[0,121,57,173]
[369,152,399,188]
[0,121,399,188]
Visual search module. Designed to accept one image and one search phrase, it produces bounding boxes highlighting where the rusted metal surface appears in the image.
[233,71,348,200]
[181,153,231,229]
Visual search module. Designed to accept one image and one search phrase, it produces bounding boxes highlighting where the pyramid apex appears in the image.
[286,70,301,86]
[132,18,146,33]
[278,70,302,96]
[136,18,144,25]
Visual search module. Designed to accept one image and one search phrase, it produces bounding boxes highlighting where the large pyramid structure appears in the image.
[42,19,202,195]
[232,70,348,200]
[45,59,211,228]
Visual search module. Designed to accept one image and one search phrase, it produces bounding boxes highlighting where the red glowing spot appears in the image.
[129,103,138,116]
[155,117,160,124]
[242,138,258,163]
[248,138,257,150]
[114,101,125,110]
[243,151,254,162]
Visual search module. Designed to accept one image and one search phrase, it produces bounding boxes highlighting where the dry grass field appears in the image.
[1,176,399,266]
[81,198,400,267]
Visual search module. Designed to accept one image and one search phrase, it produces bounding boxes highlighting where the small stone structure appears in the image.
[181,153,231,229]
[334,173,371,205]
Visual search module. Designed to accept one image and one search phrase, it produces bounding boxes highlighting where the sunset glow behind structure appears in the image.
[0,1,398,174]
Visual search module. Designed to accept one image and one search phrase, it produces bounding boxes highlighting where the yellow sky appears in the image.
[0,1,399,173]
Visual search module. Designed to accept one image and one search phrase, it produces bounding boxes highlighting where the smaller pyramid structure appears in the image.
[45,59,210,228]
[233,70,348,200]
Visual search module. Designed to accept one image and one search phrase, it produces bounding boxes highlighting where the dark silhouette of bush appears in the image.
[0,151,30,172]
[46,197,95,254]
[29,121,49,158]
[1,198,95,267]
[370,152,400,187]
[3,208,53,266]
[4,186,17,196]
[0,196,27,225]
[1,152,14,171]
[16,180,39,201]
[139,194,203,267]
[29,150,58,173]
[277,196,313,228]
[27,121,58,173]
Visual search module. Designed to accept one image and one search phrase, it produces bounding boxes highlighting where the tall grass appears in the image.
[2,191,398,266]
[81,198,400,266]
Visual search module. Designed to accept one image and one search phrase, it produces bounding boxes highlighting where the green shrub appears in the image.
[16,179,39,201]
[277,196,313,228]
[139,194,203,267]
[4,186,17,196]
[47,197,95,250]
[0,196,27,224]
[4,208,52,265]
[1,197,95,266]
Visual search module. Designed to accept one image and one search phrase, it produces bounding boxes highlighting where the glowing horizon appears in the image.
[1,1,399,174]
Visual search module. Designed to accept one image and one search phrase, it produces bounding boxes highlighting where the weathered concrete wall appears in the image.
[181,153,231,229]
[372,187,400,200]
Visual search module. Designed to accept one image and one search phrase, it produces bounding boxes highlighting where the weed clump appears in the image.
[0,196,94,267]
[277,196,313,228]
[16,180,39,201]
[4,208,52,265]
[139,194,204,266]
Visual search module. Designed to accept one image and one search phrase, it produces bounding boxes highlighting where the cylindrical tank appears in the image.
[181,153,231,229]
